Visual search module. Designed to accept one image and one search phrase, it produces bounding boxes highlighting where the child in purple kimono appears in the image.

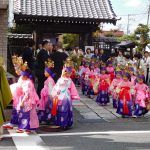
[38,59,55,123]
[51,63,80,130]
[3,58,39,133]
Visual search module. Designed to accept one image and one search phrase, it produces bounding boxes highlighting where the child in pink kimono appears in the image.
[106,60,115,82]
[116,72,135,117]
[87,62,96,99]
[96,67,110,106]
[129,67,137,85]
[51,62,80,130]
[38,59,55,123]
[3,59,39,133]
[133,75,149,117]
[109,70,123,108]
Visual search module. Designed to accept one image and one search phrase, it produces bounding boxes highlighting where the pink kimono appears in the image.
[134,83,149,108]
[106,66,115,82]
[110,78,123,108]
[38,76,55,110]
[9,77,39,130]
[131,75,137,85]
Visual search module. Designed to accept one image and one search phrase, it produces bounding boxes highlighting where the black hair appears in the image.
[26,40,35,47]
[42,40,49,47]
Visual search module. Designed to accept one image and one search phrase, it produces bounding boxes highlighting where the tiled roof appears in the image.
[13,0,117,21]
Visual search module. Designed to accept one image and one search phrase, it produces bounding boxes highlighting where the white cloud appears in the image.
[124,0,142,8]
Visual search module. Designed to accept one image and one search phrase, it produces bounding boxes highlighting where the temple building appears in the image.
[9,0,117,49]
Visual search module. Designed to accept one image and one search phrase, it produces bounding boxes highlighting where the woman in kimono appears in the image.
[3,57,39,133]
[116,70,135,117]
[0,56,12,140]
[38,59,55,123]
[51,60,80,130]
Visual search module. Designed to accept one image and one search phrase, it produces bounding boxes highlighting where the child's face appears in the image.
[62,69,71,78]
[137,78,143,84]
[101,70,106,74]
[22,76,28,80]
[123,75,128,81]
[44,71,49,77]
[108,63,112,67]
[116,74,121,79]
[130,71,134,75]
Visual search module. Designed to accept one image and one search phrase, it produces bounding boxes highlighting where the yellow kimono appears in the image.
[0,66,12,126]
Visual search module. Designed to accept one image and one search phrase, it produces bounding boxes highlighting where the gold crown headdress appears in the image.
[64,58,74,68]
[45,58,54,68]
[12,55,29,72]
[137,66,144,75]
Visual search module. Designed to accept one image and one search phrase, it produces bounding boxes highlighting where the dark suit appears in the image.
[36,49,49,97]
[50,51,68,82]
[22,47,34,69]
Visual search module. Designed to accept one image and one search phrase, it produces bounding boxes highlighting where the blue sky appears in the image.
[104,0,149,34]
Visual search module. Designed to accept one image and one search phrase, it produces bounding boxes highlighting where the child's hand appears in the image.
[20,101,24,108]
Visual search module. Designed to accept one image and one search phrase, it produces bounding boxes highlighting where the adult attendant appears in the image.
[50,43,68,82]
[36,41,50,97]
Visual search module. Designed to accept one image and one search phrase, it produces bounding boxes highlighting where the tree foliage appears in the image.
[134,24,150,52]
[62,34,79,49]
[117,24,150,52]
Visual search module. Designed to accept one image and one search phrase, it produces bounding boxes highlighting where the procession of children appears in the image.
[77,55,150,118]
[1,49,150,140]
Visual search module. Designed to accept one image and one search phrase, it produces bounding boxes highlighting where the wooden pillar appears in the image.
[79,33,86,51]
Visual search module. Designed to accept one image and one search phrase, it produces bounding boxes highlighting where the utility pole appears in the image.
[147,0,150,25]
[127,14,130,35]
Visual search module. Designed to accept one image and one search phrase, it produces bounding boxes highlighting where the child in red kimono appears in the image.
[96,67,110,106]
[116,71,135,117]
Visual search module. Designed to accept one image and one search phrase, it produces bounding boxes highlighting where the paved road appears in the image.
[1,88,150,150]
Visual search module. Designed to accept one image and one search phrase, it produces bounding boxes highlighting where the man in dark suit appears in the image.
[36,40,50,97]
[22,40,35,70]
[50,42,68,82]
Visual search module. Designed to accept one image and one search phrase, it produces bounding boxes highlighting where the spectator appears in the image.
[124,54,134,66]
[99,49,107,62]
[34,43,42,58]
[115,50,125,66]
[92,49,100,60]
[85,48,93,59]
[142,51,150,83]
[22,40,35,70]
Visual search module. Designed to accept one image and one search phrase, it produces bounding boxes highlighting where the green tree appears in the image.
[62,34,79,49]
[117,34,136,42]
[134,24,150,52]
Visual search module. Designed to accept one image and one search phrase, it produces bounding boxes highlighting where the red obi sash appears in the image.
[119,86,131,114]
[99,79,109,91]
